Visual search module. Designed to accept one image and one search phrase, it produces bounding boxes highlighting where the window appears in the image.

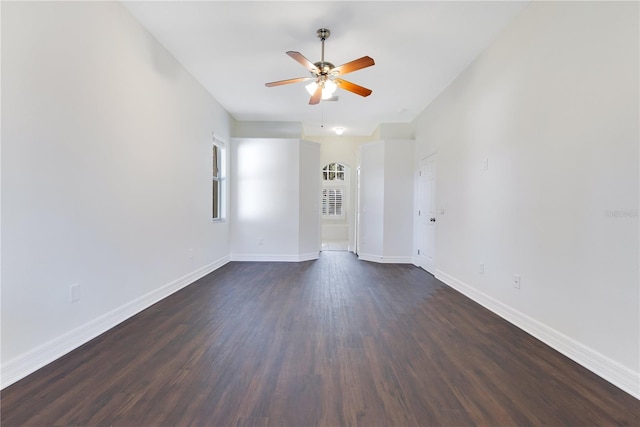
[212,138,225,220]
[322,162,345,181]
[322,188,343,216]
[321,162,346,218]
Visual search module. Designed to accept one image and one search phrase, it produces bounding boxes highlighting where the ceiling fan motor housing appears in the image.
[313,62,335,75]
[316,28,330,40]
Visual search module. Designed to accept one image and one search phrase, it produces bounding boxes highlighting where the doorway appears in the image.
[321,162,350,251]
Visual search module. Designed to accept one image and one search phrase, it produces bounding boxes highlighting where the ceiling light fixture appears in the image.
[335,127,344,135]
[305,79,337,100]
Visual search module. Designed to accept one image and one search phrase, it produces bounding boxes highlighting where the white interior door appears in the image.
[417,154,437,273]
[355,167,361,255]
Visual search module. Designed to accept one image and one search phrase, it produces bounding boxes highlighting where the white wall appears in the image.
[230,138,320,261]
[413,1,639,396]
[378,123,415,140]
[298,141,321,257]
[306,134,376,169]
[1,1,233,387]
[235,121,303,139]
[359,142,385,258]
[383,141,416,260]
[359,140,415,262]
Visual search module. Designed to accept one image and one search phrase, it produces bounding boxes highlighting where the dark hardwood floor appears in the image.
[2,252,638,426]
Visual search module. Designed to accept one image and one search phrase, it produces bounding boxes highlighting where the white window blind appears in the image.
[322,188,343,216]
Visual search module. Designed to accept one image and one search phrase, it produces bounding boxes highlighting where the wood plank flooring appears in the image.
[2,252,638,426]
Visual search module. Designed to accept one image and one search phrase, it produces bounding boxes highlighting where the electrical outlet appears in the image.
[258,238,264,245]
[513,274,521,289]
[189,248,194,260]
[70,284,81,303]
[479,263,484,274]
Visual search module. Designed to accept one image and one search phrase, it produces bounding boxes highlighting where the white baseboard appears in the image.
[435,269,640,399]
[1,256,230,390]
[298,252,320,262]
[358,253,414,264]
[230,252,319,262]
[357,253,383,262]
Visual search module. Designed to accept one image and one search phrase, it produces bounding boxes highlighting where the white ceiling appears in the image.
[123,1,529,136]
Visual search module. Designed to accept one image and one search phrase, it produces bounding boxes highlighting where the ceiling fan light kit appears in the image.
[265,28,375,105]
[305,79,337,99]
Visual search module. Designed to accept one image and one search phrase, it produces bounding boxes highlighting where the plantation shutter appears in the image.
[322,188,343,216]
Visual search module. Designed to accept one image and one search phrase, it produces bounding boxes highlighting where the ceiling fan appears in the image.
[265,28,375,105]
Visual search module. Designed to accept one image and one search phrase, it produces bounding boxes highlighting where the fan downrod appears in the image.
[315,28,333,72]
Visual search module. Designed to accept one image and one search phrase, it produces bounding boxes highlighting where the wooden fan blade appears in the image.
[265,77,312,87]
[309,83,322,105]
[287,51,319,73]
[335,78,372,97]
[332,56,375,76]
